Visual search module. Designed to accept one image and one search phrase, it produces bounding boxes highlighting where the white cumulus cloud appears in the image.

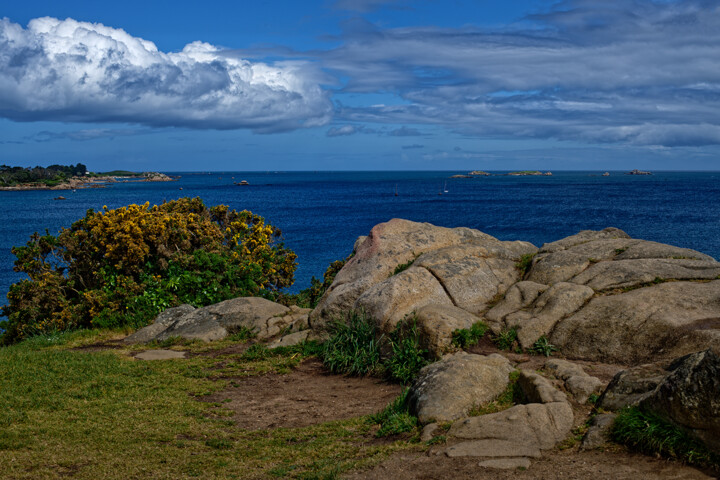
[0,17,332,131]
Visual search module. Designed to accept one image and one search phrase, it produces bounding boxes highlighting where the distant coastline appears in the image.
[0,172,177,191]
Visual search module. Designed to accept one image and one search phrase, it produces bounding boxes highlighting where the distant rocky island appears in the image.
[507,170,553,176]
[0,164,177,191]
[451,170,553,178]
[626,169,652,175]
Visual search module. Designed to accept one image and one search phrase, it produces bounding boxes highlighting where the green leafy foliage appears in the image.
[612,407,720,471]
[529,336,558,357]
[385,316,430,384]
[0,163,87,187]
[492,327,519,351]
[321,310,383,376]
[1,197,297,344]
[368,388,418,437]
[451,321,488,348]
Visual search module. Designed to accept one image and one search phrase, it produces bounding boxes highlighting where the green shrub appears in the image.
[612,407,720,471]
[385,316,429,384]
[451,321,488,348]
[492,327,519,351]
[283,257,348,309]
[368,388,417,437]
[1,198,297,344]
[321,310,382,376]
[241,344,273,361]
[529,336,558,357]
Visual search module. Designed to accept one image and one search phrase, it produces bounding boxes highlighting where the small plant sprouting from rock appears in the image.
[611,406,720,472]
[451,321,488,348]
[492,327,520,352]
[391,254,419,277]
[368,388,418,437]
[321,310,382,376]
[529,336,558,357]
[386,315,430,384]
[226,325,257,342]
[614,248,627,255]
[468,370,524,416]
[515,253,536,277]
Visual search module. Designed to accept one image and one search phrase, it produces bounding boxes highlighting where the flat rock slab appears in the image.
[134,349,186,360]
[445,439,541,458]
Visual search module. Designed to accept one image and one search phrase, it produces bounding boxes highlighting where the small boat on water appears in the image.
[394,184,398,196]
[234,180,249,186]
[443,181,449,193]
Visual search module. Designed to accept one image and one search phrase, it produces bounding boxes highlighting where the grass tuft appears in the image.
[322,310,383,376]
[492,327,520,352]
[385,316,430,385]
[515,253,536,277]
[368,389,418,437]
[451,321,488,349]
[529,336,558,357]
[611,407,720,472]
[390,254,419,277]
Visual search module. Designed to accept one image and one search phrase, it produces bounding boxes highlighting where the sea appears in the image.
[2,171,720,318]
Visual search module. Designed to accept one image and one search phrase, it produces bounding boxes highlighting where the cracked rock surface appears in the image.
[124,297,311,343]
[443,371,573,469]
[309,220,720,365]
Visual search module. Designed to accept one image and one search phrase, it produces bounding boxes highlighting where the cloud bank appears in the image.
[0,17,331,131]
[325,0,720,146]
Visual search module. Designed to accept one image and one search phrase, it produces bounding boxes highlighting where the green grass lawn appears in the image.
[0,331,416,479]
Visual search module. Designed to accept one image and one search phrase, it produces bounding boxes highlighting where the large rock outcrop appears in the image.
[310,221,720,365]
[309,219,537,331]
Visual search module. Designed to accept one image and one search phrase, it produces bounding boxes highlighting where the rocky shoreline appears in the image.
[0,172,177,191]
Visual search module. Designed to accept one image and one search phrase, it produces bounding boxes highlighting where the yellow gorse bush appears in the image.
[1,197,297,344]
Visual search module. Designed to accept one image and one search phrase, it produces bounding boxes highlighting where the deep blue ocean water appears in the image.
[2,171,720,317]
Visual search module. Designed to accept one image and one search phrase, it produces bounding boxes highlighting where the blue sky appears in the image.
[2,0,720,171]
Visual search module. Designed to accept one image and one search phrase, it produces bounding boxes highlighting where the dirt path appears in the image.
[203,358,402,430]
[343,448,715,480]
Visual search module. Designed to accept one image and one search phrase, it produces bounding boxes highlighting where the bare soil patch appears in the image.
[344,448,715,480]
[204,358,402,430]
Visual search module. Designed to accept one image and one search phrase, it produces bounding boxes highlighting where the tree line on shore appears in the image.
[0,163,88,187]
